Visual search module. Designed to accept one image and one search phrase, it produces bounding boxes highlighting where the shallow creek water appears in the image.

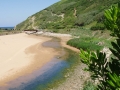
[0,37,78,90]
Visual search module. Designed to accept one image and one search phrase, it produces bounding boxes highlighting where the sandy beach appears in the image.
[0,33,61,86]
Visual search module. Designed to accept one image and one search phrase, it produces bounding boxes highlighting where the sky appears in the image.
[0,0,60,27]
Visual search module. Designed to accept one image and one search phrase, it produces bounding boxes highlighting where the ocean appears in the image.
[0,27,14,30]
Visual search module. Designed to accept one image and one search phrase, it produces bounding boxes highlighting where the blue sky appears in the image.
[0,0,60,27]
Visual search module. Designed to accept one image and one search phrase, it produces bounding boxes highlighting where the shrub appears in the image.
[81,3,120,90]
[91,23,105,30]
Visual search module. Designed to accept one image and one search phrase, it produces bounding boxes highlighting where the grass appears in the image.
[65,28,114,51]
[67,37,103,51]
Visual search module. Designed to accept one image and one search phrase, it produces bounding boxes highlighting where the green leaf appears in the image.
[107,80,116,88]
[105,10,113,22]
[108,73,116,83]
[112,6,118,22]
[117,39,120,47]
[111,42,120,53]
[109,48,118,57]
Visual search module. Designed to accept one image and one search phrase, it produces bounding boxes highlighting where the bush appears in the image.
[80,3,120,90]
[91,23,105,30]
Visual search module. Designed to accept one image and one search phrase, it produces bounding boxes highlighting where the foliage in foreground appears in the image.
[81,3,120,90]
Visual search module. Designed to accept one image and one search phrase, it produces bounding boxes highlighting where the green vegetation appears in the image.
[90,23,105,30]
[15,0,119,30]
[83,81,97,90]
[80,3,120,89]
[67,37,103,51]
[66,27,114,51]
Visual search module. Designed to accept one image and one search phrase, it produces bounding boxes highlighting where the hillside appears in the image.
[15,0,119,30]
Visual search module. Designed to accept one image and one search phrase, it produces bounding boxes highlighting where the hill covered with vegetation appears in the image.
[15,0,119,30]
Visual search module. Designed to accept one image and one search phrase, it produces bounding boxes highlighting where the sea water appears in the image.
[0,27,14,30]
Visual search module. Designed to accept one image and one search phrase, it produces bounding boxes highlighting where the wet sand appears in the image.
[0,33,60,86]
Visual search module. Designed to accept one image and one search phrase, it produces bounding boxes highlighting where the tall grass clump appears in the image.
[67,37,103,51]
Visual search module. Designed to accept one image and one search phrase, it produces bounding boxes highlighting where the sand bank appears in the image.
[0,33,59,86]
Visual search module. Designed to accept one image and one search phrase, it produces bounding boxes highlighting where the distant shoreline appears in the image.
[0,27,14,30]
